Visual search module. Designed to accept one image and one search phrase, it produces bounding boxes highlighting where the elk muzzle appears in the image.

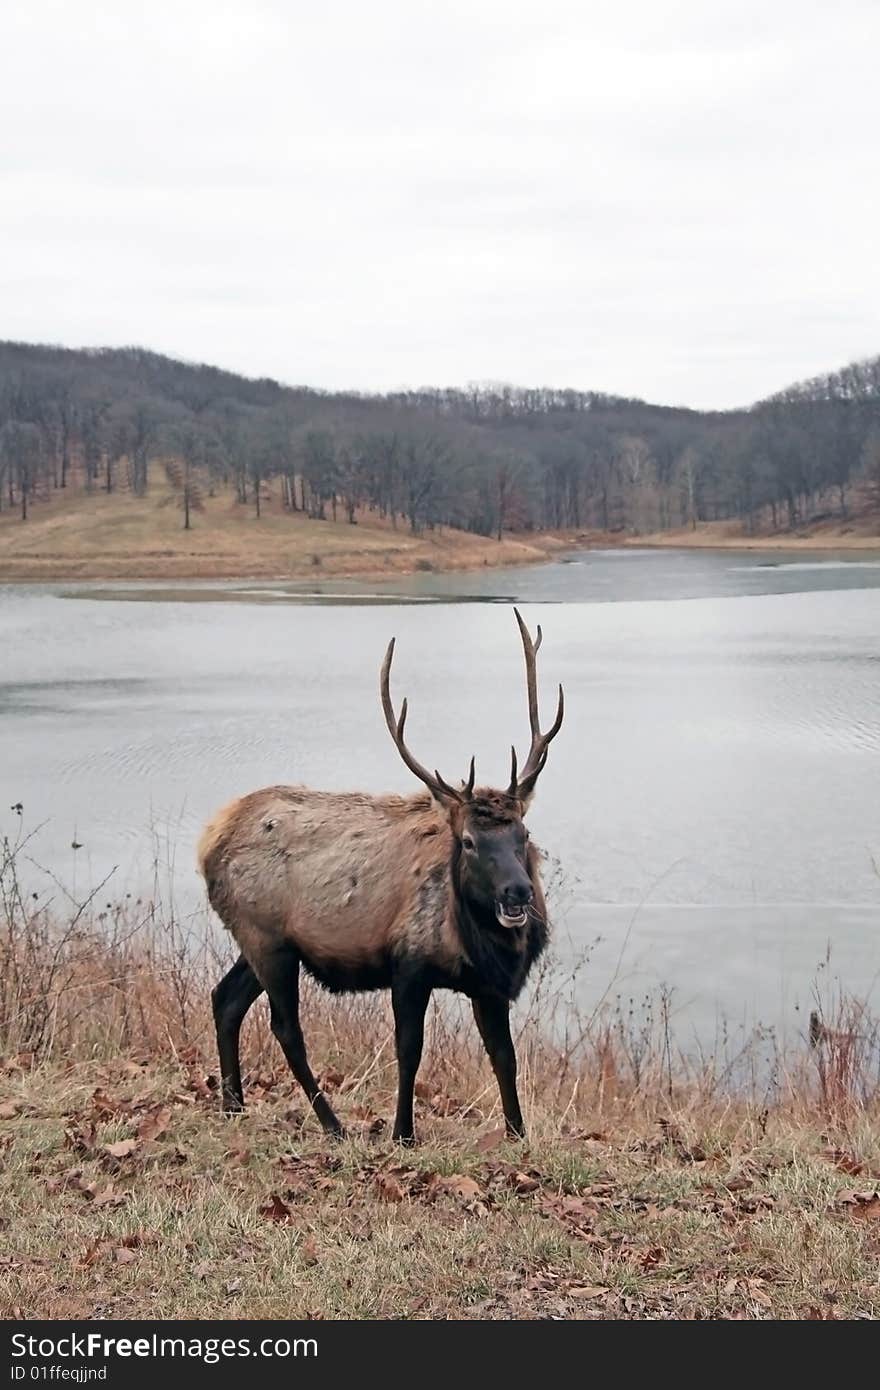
[495,877,534,929]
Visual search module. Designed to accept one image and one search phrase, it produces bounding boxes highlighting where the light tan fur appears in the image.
[198,784,466,979]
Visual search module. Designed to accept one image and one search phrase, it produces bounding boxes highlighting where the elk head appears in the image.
[380,608,564,929]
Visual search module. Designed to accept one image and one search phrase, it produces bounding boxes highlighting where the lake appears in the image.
[2,546,879,1046]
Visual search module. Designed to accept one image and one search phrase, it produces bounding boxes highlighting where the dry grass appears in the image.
[2,834,879,1320]
[3,1061,879,1321]
[5,468,878,586]
[0,478,561,582]
[630,488,880,551]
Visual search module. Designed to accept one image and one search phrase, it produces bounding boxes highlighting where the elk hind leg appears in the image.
[212,954,264,1113]
[260,945,345,1139]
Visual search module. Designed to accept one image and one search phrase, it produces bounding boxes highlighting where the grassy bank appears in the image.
[2,838,879,1320]
[624,497,880,551]
[0,485,568,582]
[5,1060,879,1320]
[2,475,879,584]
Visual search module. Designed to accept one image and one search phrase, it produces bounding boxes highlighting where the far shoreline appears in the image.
[617,527,880,554]
[2,514,879,585]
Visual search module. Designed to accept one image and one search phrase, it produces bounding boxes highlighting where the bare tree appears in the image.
[0,421,44,520]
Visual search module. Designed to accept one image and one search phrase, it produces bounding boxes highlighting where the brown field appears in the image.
[626,494,880,551]
[2,836,879,1321]
[2,472,879,584]
[0,484,567,582]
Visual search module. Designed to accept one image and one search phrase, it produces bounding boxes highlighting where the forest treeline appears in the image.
[1,339,879,536]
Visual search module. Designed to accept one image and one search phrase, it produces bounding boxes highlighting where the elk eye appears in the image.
[461,834,475,851]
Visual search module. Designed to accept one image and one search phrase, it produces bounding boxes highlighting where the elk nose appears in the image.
[502,881,533,908]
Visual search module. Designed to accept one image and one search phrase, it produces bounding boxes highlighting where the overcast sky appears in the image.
[2,1,878,409]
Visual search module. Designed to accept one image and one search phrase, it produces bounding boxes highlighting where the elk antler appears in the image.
[508,608,564,801]
[380,639,476,804]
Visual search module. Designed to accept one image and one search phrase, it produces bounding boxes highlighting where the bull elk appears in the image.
[198,609,564,1143]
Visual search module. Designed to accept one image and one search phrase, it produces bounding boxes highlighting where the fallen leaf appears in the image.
[186,1072,213,1101]
[568,1285,608,1300]
[509,1171,540,1194]
[476,1129,506,1153]
[90,1183,125,1208]
[0,1101,20,1119]
[738,1194,775,1213]
[430,1092,459,1117]
[300,1234,320,1265]
[438,1174,485,1202]
[640,1246,665,1269]
[64,1123,96,1155]
[544,1193,596,1227]
[259,1193,292,1222]
[104,1138,139,1160]
[349,1103,375,1120]
[119,1231,158,1249]
[47,1166,83,1196]
[823,1149,864,1177]
[837,1188,880,1217]
[224,1278,242,1294]
[90,1089,129,1120]
[136,1107,172,1142]
[375,1173,406,1203]
[747,1280,773,1307]
[849,1194,880,1221]
[80,1241,104,1268]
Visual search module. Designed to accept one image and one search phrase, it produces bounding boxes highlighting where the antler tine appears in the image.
[463,756,476,797]
[511,608,565,799]
[514,608,541,740]
[380,638,468,804]
[507,743,518,795]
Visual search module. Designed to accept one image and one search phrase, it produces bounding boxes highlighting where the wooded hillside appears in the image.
[1,340,878,541]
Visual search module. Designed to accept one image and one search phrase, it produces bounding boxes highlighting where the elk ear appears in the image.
[429,784,463,810]
[441,801,468,838]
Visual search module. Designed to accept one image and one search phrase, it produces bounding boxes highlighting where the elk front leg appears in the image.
[212,954,264,1112]
[391,973,432,1145]
[472,995,525,1139]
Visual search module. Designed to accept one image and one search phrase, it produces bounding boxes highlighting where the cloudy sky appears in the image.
[2,1,878,408]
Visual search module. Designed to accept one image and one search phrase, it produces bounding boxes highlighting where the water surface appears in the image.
[2,547,879,1043]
